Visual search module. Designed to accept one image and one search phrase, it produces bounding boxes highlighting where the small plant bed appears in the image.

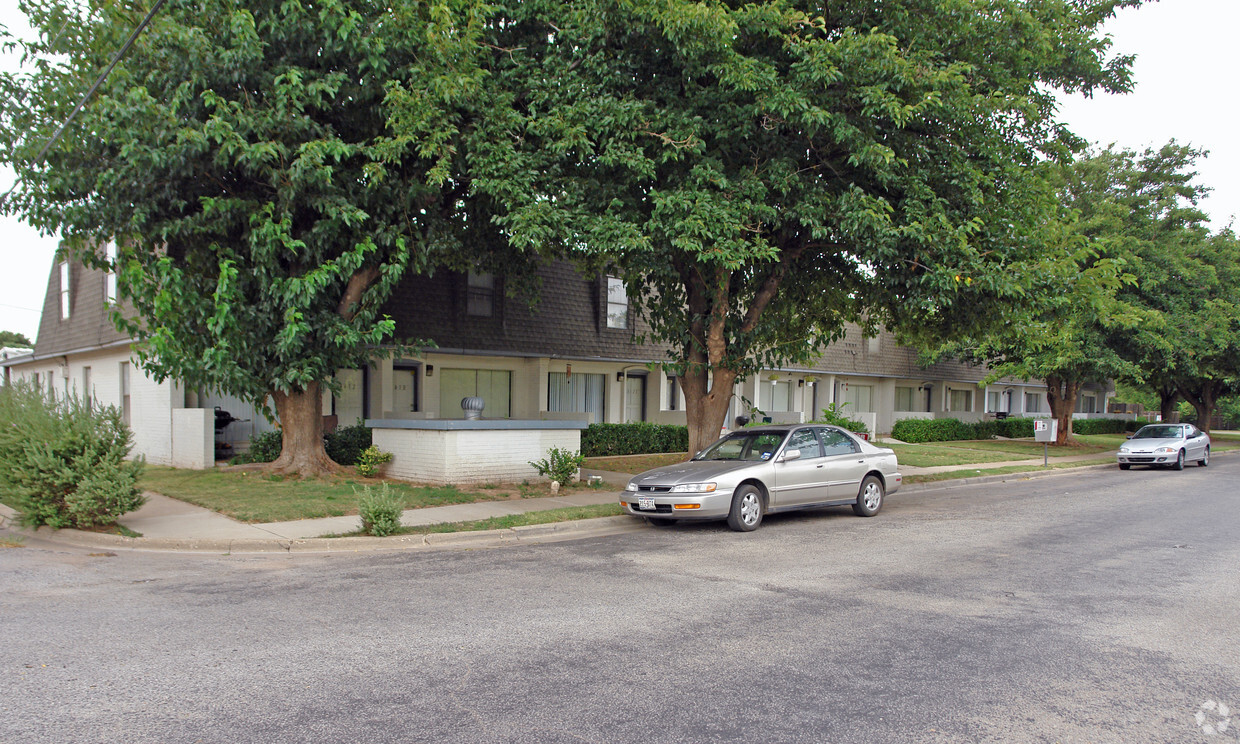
[140,466,607,524]
[903,457,1118,484]
[584,452,689,474]
[329,503,625,537]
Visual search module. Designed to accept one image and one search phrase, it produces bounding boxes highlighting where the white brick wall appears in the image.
[374,427,582,485]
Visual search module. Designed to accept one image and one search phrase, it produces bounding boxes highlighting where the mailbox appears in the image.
[1034,418,1058,443]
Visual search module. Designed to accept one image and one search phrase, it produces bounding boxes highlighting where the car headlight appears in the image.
[625,482,638,491]
[1153,447,1176,454]
[669,483,717,493]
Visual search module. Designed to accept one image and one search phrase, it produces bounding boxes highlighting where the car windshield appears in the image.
[1132,426,1182,439]
[694,431,787,461]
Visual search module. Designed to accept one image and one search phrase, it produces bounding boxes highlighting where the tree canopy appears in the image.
[0,330,33,348]
[479,0,1144,451]
[0,0,523,473]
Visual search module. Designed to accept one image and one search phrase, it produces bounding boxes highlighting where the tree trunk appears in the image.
[1157,383,1180,423]
[1044,375,1079,446]
[682,366,739,456]
[269,381,343,476]
[1178,379,1223,434]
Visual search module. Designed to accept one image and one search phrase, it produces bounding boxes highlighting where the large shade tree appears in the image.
[0,0,516,474]
[479,0,1144,452]
[1088,143,1240,432]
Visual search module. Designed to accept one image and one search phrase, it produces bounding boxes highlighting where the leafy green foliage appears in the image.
[1071,418,1133,435]
[892,415,1132,443]
[529,447,586,484]
[0,331,32,348]
[234,425,376,466]
[811,403,868,434]
[356,483,403,537]
[0,0,532,472]
[478,0,1141,451]
[235,431,283,465]
[324,423,372,467]
[355,445,393,478]
[0,382,145,529]
[891,418,993,444]
[581,423,690,457]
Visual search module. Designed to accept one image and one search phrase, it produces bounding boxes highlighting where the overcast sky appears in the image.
[2,0,1237,344]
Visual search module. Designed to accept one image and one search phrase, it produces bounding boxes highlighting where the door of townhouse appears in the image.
[392,363,419,415]
[624,375,646,422]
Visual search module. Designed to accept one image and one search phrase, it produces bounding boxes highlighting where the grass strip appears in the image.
[905,457,1121,484]
[139,466,548,523]
[330,503,625,537]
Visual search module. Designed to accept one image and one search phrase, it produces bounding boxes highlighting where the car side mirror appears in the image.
[778,449,801,463]
[1125,434,1133,439]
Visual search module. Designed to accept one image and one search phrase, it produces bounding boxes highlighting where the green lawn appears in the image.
[585,453,688,474]
[139,466,592,523]
[886,438,1115,467]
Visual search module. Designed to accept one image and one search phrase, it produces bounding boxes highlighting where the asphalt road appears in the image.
[2,460,1238,743]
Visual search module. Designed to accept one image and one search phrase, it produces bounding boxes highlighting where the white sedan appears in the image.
[1117,424,1210,470]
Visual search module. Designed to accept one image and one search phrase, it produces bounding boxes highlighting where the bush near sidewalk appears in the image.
[0,381,145,529]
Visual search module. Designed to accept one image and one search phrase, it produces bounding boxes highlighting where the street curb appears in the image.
[2,451,1229,554]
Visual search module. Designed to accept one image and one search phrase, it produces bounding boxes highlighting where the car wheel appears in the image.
[727,485,764,532]
[1118,463,1131,471]
[646,517,678,527]
[1199,446,1209,467]
[852,475,884,517]
[1173,449,1185,471]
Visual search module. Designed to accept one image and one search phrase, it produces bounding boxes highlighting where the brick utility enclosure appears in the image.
[368,419,588,485]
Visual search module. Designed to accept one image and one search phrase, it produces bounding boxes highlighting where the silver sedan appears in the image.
[1117,423,1210,470]
[620,424,902,531]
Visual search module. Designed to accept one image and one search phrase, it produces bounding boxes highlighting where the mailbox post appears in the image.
[1034,418,1058,465]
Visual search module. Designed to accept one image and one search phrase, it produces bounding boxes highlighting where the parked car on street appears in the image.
[1116,423,1210,470]
[620,424,902,531]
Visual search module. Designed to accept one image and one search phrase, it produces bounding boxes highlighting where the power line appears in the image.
[33,0,166,163]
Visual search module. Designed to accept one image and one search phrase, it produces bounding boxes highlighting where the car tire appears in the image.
[1199,447,1209,467]
[646,517,678,527]
[852,475,884,517]
[727,485,764,532]
[1118,463,1131,471]
[1173,449,1185,471]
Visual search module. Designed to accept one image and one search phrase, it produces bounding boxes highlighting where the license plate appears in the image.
[637,497,655,511]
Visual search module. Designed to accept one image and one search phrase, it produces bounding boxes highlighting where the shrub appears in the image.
[325,423,372,466]
[356,445,393,478]
[529,447,586,484]
[0,381,145,529]
[1071,418,1129,435]
[234,423,373,466]
[995,417,1036,439]
[890,418,981,443]
[357,482,403,537]
[810,403,869,433]
[236,430,282,464]
[581,422,689,456]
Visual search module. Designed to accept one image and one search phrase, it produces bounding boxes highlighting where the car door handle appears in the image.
[816,464,825,469]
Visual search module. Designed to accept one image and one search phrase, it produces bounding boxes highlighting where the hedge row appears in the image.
[581,422,689,457]
[235,422,374,465]
[891,416,1137,443]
